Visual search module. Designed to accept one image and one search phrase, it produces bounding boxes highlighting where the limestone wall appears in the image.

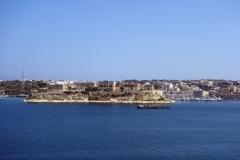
[27,91,169,103]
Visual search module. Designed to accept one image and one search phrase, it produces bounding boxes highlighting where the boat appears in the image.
[195,97,200,101]
[190,97,195,101]
[209,97,214,102]
[217,97,222,102]
[203,97,209,101]
[0,98,2,100]
[137,105,170,109]
[16,94,28,98]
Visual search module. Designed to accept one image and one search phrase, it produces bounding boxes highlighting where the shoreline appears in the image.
[22,99,176,104]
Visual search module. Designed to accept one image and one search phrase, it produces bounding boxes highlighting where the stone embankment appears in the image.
[23,91,176,104]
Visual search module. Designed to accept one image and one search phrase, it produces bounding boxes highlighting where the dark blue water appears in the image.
[1,98,240,159]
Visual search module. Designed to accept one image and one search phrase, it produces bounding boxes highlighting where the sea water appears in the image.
[1,98,240,159]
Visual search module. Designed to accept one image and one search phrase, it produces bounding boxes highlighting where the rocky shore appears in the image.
[23,99,175,104]
[23,91,176,104]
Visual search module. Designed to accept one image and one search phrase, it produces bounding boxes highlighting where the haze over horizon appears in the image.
[1,0,240,81]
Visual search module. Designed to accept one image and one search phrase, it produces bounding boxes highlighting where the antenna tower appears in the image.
[21,68,25,95]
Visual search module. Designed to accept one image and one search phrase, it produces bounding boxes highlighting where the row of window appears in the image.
[99,85,113,87]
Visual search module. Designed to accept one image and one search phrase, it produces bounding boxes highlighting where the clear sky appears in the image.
[0,0,240,81]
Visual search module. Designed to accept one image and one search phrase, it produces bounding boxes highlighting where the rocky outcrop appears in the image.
[25,91,175,104]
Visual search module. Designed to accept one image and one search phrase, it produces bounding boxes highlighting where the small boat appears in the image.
[204,97,209,101]
[217,97,222,102]
[137,105,170,109]
[16,94,28,98]
[0,98,2,100]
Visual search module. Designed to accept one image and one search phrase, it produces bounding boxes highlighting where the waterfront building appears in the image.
[50,84,69,91]
[193,90,209,97]
[118,82,140,91]
[98,80,116,91]
[142,83,154,90]
[230,86,237,92]
[153,81,174,91]
[200,80,213,86]
[188,85,200,91]
[209,90,217,97]
[75,82,98,91]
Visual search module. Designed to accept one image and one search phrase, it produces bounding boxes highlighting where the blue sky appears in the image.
[1,0,240,81]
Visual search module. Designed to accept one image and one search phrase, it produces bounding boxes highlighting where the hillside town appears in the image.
[1,79,240,101]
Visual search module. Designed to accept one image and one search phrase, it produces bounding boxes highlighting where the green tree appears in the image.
[64,91,72,95]
[85,87,92,91]
[120,87,124,92]
[92,87,98,91]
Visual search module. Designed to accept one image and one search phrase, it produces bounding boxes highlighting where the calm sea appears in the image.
[0,98,240,159]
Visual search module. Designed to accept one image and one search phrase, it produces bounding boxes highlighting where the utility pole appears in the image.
[21,67,25,95]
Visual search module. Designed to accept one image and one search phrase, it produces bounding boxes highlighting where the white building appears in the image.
[200,80,213,86]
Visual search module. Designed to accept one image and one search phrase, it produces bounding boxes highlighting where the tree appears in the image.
[104,88,112,92]
[64,91,72,95]
[85,87,92,91]
[92,87,98,91]
[120,87,124,92]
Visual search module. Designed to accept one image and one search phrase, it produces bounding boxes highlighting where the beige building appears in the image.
[75,82,97,91]
[98,80,116,91]
[51,84,69,91]
[193,90,209,97]
[200,80,213,86]
[141,83,154,90]
[118,82,140,91]
[209,90,217,97]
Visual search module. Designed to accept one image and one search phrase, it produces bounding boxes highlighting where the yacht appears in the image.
[209,97,215,102]
[203,97,209,101]
[185,97,190,101]
[217,97,222,102]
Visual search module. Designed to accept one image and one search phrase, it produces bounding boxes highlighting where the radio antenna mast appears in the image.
[21,67,25,95]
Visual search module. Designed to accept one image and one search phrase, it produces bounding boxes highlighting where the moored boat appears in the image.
[217,97,222,102]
